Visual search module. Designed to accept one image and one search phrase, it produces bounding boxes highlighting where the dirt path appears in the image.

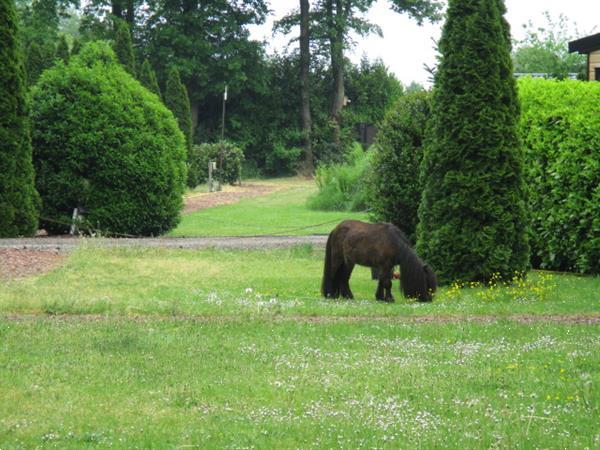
[0,182,302,279]
[2,313,600,325]
[183,183,279,214]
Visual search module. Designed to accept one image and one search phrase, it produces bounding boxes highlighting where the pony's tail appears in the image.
[321,232,336,298]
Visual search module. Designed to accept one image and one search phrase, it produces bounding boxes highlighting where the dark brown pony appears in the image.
[321,220,437,302]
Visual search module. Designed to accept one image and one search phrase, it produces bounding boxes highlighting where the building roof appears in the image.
[569,32,600,54]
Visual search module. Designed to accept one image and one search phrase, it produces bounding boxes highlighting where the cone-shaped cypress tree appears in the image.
[71,38,82,55]
[0,0,40,236]
[165,67,193,179]
[55,34,70,64]
[25,41,44,86]
[139,59,161,99]
[112,19,135,76]
[416,0,529,283]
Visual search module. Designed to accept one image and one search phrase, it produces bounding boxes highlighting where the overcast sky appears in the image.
[249,0,600,87]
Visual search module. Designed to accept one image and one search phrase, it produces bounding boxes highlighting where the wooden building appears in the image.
[569,32,600,81]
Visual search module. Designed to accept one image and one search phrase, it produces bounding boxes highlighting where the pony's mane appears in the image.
[387,224,436,301]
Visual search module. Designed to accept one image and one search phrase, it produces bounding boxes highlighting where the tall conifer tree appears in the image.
[0,0,40,236]
[139,58,161,99]
[417,0,529,283]
[165,67,193,182]
[112,19,135,75]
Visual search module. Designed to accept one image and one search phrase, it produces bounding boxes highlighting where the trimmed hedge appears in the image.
[366,92,431,242]
[188,142,244,187]
[518,77,600,274]
[31,41,187,236]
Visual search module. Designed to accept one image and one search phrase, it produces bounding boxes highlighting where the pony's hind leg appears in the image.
[339,263,355,299]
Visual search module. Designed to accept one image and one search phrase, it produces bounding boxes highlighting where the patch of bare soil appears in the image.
[0,248,65,280]
[2,313,600,325]
[183,183,278,214]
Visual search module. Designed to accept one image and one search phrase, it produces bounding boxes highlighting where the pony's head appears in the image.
[399,259,437,302]
[420,264,437,302]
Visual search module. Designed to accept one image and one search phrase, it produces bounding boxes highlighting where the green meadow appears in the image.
[170,178,369,237]
[1,180,598,449]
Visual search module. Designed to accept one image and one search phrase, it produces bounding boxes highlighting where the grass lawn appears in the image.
[1,178,598,448]
[170,178,369,237]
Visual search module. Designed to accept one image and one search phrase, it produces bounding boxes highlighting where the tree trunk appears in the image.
[190,98,199,138]
[327,0,345,152]
[125,0,135,29]
[299,0,313,175]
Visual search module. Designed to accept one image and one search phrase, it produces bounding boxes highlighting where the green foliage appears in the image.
[512,12,587,79]
[54,33,69,63]
[344,57,404,127]
[417,0,530,284]
[0,0,40,237]
[112,19,135,76]
[24,40,53,86]
[165,66,193,183]
[366,91,431,242]
[138,58,161,99]
[187,142,244,188]
[307,143,373,212]
[30,41,187,236]
[265,143,303,176]
[518,78,600,274]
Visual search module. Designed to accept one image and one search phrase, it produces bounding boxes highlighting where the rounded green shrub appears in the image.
[31,41,187,236]
[366,91,431,242]
[188,142,244,187]
[518,77,600,274]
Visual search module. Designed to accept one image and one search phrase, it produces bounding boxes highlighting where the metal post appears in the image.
[70,208,79,235]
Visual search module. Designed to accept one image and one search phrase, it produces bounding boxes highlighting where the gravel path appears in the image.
[0,235,328,252]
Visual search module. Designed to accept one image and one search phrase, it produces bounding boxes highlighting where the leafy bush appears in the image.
[518,77,600,274]
[307,143,373,212]
[365,91,431,242]
[187,142,244,187]
[265,143,302,176]
[31,41,187,236]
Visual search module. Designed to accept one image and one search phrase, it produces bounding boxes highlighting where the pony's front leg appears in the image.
[375,268,394,302]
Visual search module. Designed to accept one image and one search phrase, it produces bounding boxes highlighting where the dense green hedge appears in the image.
[366,92,431,242]
[31,42,187,236]
[518,78,600,273]
[187,142,244,187]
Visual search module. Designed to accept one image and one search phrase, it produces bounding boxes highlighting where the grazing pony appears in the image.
[321,220,436,302]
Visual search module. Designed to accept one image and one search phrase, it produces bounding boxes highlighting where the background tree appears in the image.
[417,0,530,283]
[112,18,135,75]
[299,0,313,174]
[141,0,268,134]
[512,12,587,79]
[0,0,40,237]
[277,0,442,154]
[164,66,193,183]
[139,58,160,98]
